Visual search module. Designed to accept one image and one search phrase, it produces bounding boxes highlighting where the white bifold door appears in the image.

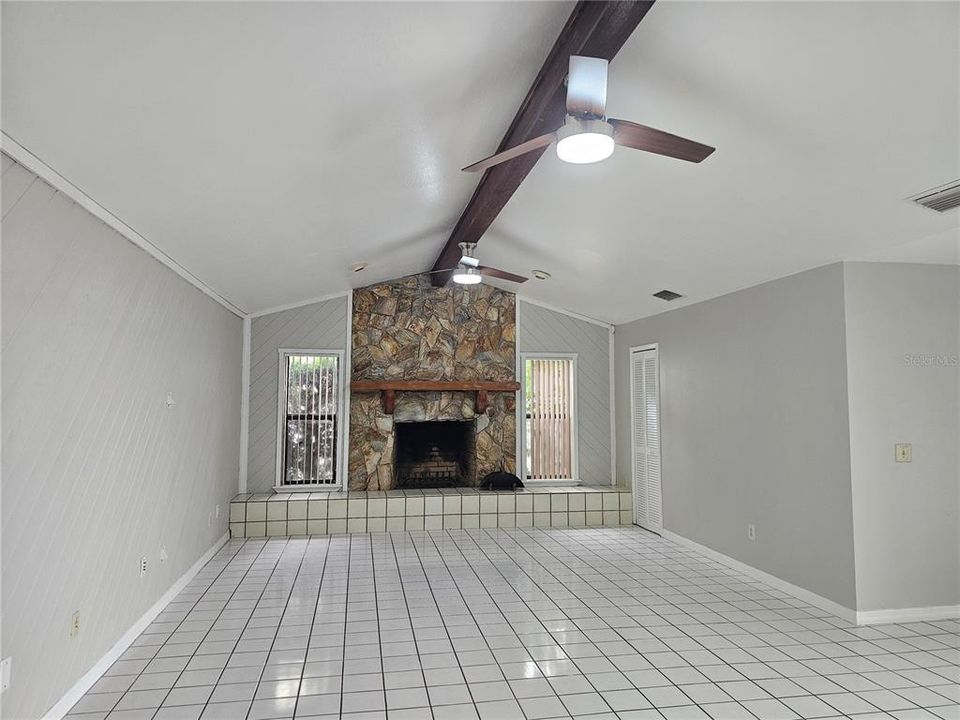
[631,345,662,534]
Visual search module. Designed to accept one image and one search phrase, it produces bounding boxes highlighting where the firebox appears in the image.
[394,421,475,489]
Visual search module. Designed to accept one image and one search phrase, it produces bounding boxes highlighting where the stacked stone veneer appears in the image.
[349,274,516,490]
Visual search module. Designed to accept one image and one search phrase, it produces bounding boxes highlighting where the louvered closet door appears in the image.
[631,347,662,533]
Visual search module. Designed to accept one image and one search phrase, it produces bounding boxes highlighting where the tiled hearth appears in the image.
[229,486,632,537]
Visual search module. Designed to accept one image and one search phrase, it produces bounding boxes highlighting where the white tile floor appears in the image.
[67,528,959,720]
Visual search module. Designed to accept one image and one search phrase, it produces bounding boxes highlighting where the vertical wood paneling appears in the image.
[518,301,612,484]
[247,297,348,493]
[1,154,243,719]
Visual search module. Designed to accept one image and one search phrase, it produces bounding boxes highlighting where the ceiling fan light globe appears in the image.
[452,267,482,285]
[556,132,615,164]
[556,117,615,164]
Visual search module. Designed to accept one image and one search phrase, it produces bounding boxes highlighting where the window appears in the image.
[277,351,341,488]
[522,355,577,481]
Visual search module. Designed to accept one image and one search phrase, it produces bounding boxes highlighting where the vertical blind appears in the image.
[524,357,574,480]
[282,353,338,486]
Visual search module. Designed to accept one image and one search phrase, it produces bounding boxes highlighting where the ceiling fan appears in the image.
[463,55,715,173]
[429,242,528,285]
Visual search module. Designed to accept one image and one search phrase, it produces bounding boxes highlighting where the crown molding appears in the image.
[517,296,613,329]
[246,290,352,319]
[1,132,246,317]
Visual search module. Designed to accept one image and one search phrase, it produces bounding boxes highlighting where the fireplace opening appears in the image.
[394,421,475,489]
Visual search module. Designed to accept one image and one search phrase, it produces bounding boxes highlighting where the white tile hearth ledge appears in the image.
[230,486,633,537]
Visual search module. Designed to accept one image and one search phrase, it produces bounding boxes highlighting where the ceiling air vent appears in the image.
[653,290,683,301]
[909,180,960,213]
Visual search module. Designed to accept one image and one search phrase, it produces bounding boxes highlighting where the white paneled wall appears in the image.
[247,298,349,493]
[1,154,243,719]
[518,300,613,485]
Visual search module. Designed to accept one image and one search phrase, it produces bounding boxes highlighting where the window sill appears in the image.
[522,478,580,487]
[273,484,342,494]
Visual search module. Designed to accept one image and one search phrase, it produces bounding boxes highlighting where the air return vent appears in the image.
[653,290,683,301]
[909,180,960,213]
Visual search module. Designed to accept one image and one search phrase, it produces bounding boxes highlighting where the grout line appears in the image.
[183,538,287,718]
[65,529,960,720]
[290,536,334,719]
[243,537,306,719]
[337,535,354,717]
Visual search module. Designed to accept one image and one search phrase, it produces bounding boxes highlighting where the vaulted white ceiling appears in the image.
[3,1,958,323]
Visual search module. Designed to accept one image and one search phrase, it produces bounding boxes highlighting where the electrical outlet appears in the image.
[159,545,168,564]
[139,557,148,577]
[70,611,80,639]
[215,504,221,519]
[895,443,912,463]
[1,657,11,693]
[747,523,757,541]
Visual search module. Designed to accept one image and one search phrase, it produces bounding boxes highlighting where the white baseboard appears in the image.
[856,605,960,625]
[661,530,859,624]
[42,533,230,720]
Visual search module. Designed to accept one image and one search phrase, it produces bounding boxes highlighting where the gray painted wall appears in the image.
[518,301,612,485]
[844,262,959,612]
[1,155,242,718]
[614,264,858,609]
[246,297,348,493]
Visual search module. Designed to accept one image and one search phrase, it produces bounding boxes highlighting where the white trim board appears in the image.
[608,326,616,486]
[517,296,613,329]
[661,530,859,624]
[238,316,252,493]
[342,291,354,488]
[662,530,960,626]
[514,298,523,478]
[42,533,230,720]
[856,605,960,626]
[1,133,245,318]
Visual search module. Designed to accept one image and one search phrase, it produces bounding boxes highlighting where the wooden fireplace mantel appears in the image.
[350,379,520,415]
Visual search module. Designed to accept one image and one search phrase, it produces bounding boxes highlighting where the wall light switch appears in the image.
[1,657,11,692]
[895,443,912,463]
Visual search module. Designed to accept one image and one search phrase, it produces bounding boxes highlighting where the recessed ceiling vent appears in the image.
[653,290,683,301]
[909,180,960,213]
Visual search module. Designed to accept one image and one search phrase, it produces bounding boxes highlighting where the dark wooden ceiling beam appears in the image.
[430,0,655,285]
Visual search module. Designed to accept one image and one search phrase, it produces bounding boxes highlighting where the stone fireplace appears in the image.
[394,420,475,489]
[348,274,516,490]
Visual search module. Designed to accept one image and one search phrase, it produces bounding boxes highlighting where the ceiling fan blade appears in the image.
[462,132,556,173]
[478,266,528,283]
[566,55,608,117]
[609,119,715,163]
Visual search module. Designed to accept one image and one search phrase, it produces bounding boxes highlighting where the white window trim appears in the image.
[274,348,346,493]
[519,352,580,486]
